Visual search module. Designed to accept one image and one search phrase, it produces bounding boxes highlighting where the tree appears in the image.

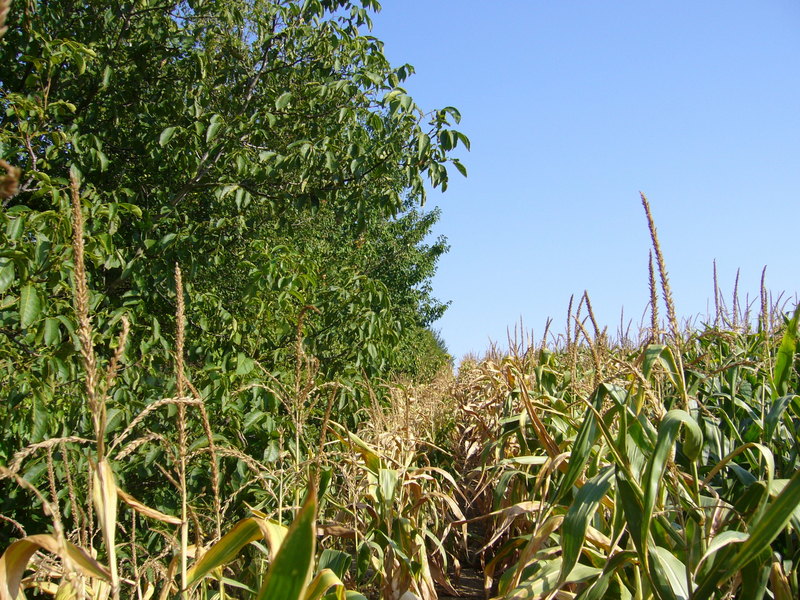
[0,0,467,373]
[0,0,466,534]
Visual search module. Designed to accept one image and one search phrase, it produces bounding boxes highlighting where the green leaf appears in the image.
[0,259,15,293]
[256,485,317,600]
[318,549,352,580]
[649,546,689,600]
[301,568,343,600]
[159,126,177,147]
[236,352,255,375]
[559,467,614,582]
[555,386,605,502]
[575,551,637,600]
[696,531,748,570]
[773,304,799,398]
[694,468,800,597]
[764,394,795,441]
[641,410,703,549]
[206,114,223,143]
[275,92,293,110]
[19,284,42,329]
[186,518,265,587]
[377,468,398,509]
[43,318,60,346]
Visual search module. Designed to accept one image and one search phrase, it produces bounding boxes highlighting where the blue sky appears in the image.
[368,1,800,360]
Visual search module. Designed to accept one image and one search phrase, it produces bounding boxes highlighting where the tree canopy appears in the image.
[0,0,468,380]
[0,0,467,523]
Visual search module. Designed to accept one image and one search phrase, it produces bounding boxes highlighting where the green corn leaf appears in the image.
[507,557,600,600]
[18,284,41,329]
[377,468,398,510]
[642,344,682,391]
[694,468,800,598]
[301,568,343,600]
[739,561,771,600]
[186,518,265,587]
[345,431,382,473]
[615,468,645,556]
[574,551,637,600]
[649,546,690,600]
[642,410,703,549]
[728,469,800,572]
[695,530,748,574]
[555,386,604,502]
[559,466,614,582]
[318,550,352,580]
[773,304,799,398]
[764,395,796,441]
[256,485,317,600]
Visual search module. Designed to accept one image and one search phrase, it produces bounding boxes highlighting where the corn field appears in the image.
[1,2,799,599]
[1,174,798,600]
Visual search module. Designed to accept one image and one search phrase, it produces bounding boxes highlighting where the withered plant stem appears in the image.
[46,446,58,515]
[61,440,84,547]
[187,378,222,541]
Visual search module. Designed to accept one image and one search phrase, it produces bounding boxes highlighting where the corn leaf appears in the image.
[185,518,265,587]
[649,546,690,600]
[616,468,645,557]
[695,530,748,574]
[694,468,800,597]
[117,487,182,525]
[772,304,799,399]
[258,519,289,563]
[507,557,600,600]
[339,430,382,473]
[559,466,614,582]
[91,460,118,593]
[555,386,604,501]
[255,485,317,600]
[574,551,637,600]
[301,568,344,600]
[0,535,110,600]
[642,410,702,551]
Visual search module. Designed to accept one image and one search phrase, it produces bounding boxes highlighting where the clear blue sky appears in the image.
[368,1,800,360]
